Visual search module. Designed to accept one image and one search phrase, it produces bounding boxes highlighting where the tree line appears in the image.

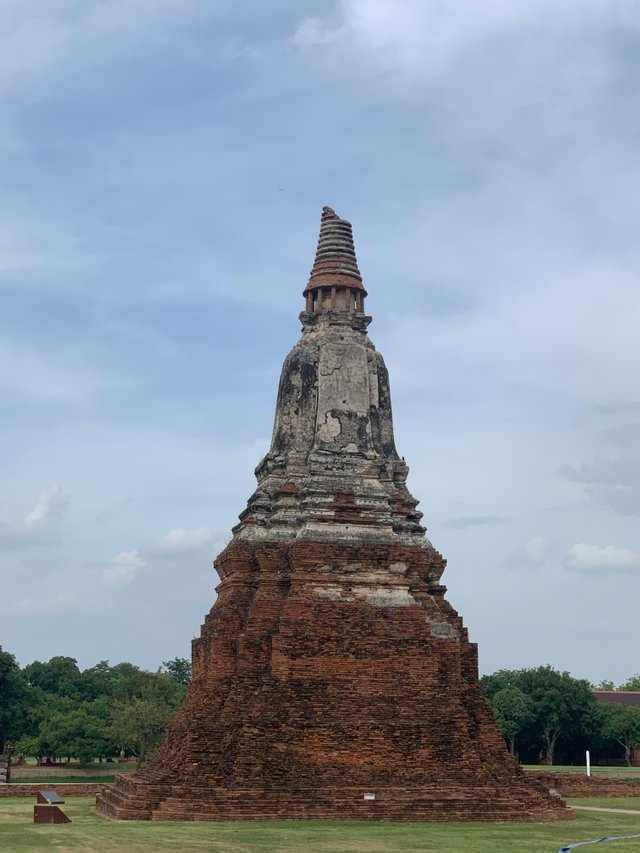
[2,646,639,768]
[481,667,640,766]
[0,646,190,768]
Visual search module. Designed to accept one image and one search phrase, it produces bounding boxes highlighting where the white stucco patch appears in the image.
[317,412,341,440]
[314,585,345,601]
[313,582,415,608]
[426,618,460,640]
[355,586,415,608]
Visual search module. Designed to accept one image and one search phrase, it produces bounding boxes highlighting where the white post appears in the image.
[586,750,591,777]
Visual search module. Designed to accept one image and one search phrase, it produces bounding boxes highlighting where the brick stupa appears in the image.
[97,208,569,822]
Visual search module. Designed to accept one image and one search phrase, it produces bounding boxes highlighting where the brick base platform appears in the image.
[97,540,571,823]
[97,776,572,822]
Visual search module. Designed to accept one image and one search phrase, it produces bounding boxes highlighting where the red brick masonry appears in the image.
[530,772,640,798]
[97,540,570,822]
[33,804,71,823]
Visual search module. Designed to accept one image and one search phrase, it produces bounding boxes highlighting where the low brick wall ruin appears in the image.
[4,773,638,806]
[0,782,110,798]
[11,765,127,779]
[530,771,640,798]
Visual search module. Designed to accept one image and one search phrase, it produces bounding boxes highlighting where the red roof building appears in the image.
[594,691,640,707]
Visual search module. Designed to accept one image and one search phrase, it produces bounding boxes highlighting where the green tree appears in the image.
[594,680,616,691]
[161,657,191,686]
[599,703,640,767]
[619,675,640,691]
[76,660,118,702]
[110,697,172,769]
[489,687,533,756]
[482,666,597,765]
[110,672,185,768]
[38,698,112,764]
[4,654,188,765]
[0,647,32,746]
[23,656,81,697]
[110,662,143,682]
[11,735,42,762]
[481,670,522,701]
[516,667,596,766]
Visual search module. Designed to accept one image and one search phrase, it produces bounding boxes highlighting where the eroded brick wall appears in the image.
[531,772,640,798]
[97,540,570,822]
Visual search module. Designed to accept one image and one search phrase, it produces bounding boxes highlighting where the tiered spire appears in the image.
[230,206,424,545]
[303,207,367,314]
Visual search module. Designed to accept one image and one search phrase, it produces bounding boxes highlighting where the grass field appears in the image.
[2,797,640,852]
[570,797,640,810]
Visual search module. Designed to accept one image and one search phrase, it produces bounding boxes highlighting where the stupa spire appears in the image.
[229,205,422,544]
[303,206,367,315]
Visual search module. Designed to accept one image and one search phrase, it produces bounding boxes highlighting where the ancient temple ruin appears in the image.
[97,207,570,822]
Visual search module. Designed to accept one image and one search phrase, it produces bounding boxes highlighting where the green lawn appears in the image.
[568,797,640,811]
[2,797,640,853]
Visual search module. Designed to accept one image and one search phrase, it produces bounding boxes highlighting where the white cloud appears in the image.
[0,486,70,549]
[524,536,547,564]
[24,486,70,526]
[0,340,134,402]
[594,401,640,416]
[294,0,640,76]
[102,549,145,585]
[0,0,219,97]
[506,535,548,570]
[144,526,216,556]
[560,424,640,517]
[293,17,340,47]
[0,212,102,279]
[567,543,640,571]
[11,590,78,614]
[443,515,510,530]
[101,526,216,585]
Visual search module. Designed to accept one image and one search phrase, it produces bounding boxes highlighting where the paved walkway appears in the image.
[573,805,640,815]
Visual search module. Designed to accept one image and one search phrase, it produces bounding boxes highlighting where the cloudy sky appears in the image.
[2,0,639,684]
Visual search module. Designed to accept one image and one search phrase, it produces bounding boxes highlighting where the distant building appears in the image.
[594,691,640,708]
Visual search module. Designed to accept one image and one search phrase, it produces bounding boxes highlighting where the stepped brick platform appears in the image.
[97,208,571,823]
[100,781,568,822]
